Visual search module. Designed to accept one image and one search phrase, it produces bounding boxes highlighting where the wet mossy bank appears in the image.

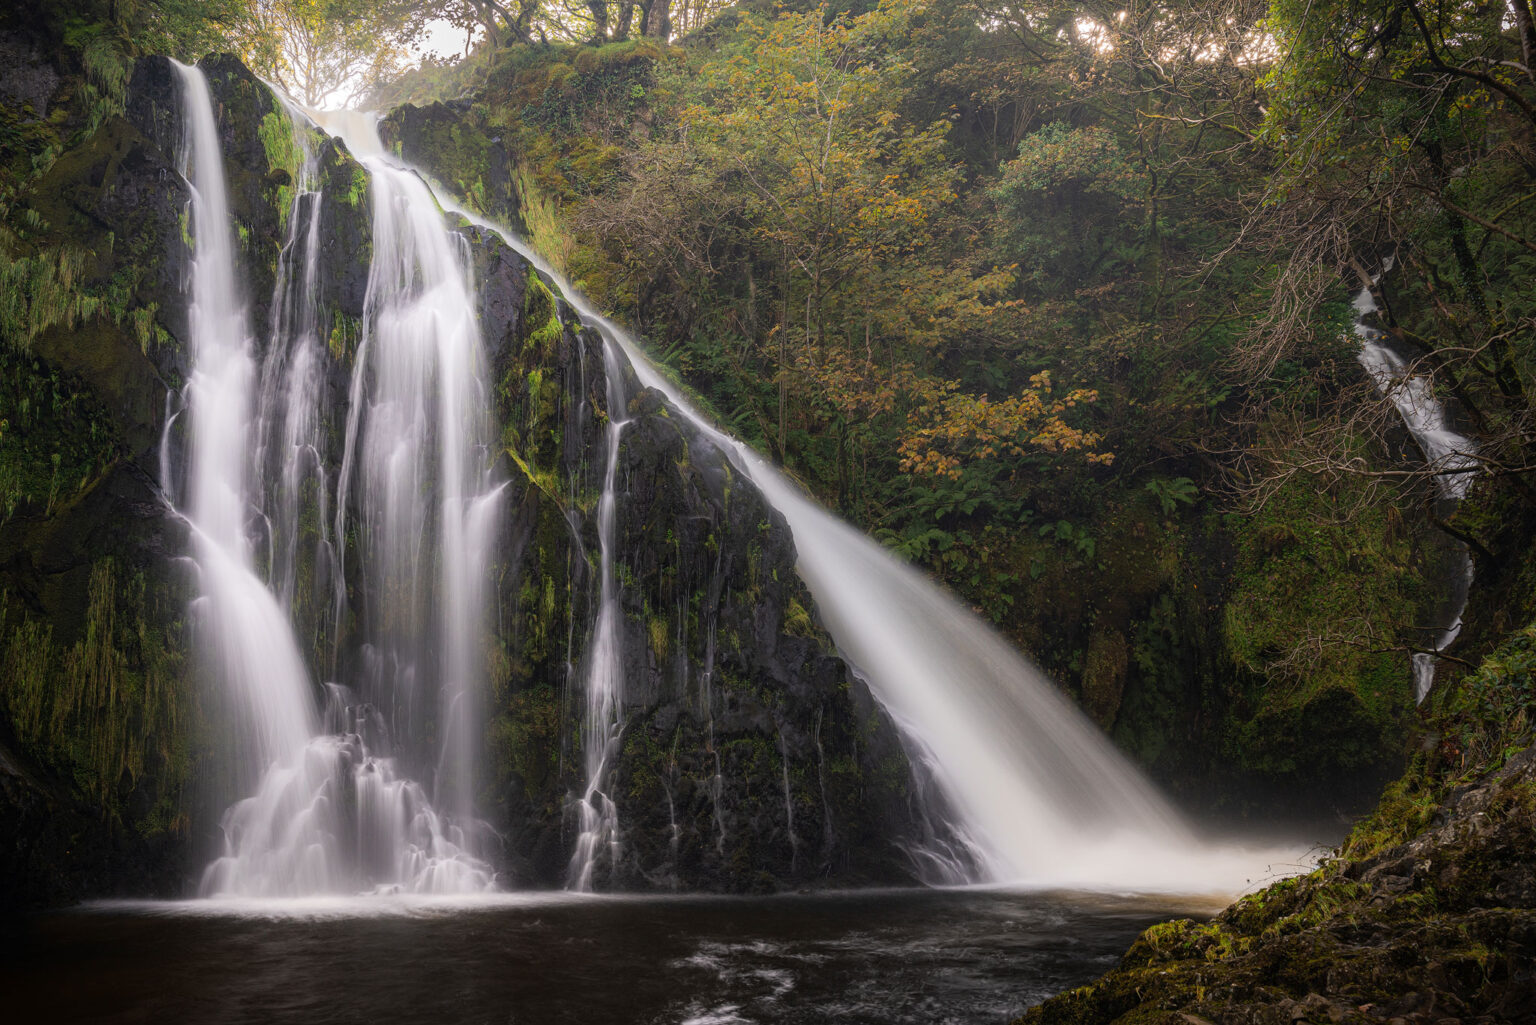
[1,45,921,909]
[1017,626,1536,1025]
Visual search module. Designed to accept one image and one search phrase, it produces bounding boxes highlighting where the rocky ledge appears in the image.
[1020,744,1536,1024]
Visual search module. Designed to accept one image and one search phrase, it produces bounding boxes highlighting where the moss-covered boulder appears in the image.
[380,100,519,229]
[1017,626,1536,1025]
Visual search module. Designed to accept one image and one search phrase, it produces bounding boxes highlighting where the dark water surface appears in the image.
[5,888,1213,1025]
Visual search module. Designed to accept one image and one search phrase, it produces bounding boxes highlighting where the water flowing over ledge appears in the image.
[311,110,1314,899]
[171,63,496,898]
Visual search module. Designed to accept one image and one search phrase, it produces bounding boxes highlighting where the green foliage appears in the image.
[1437,622,1536,772]
[76,29,129,134]
[1144,477,1198,517]
[989,122,1146,294]
[521,273,562,354]
[1224,477,1425,699]
[258,110,301,180]
[0,243,98,353]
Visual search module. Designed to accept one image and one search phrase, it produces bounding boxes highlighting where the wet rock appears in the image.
[380,101,519,229]
[0,31,60,119]
[467,220,921,890]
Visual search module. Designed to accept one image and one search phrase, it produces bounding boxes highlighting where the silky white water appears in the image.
[320,123,1313,896]
[172,60,316,787]
[1352,273,1478,702]
[174,66,495,897]
[336,137,501,845]
[566,341,633,891]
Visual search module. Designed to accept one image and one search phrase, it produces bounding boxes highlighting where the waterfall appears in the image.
[335,129,502,845]
[172,64,495,898]
[171,60,316,784]
[253,92,339,673]
[1351,269,1479,702]
[352,144,1305,895]
[566,340,632,891]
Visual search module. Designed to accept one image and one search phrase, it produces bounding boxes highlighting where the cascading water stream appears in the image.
[173,66,495,898]
[566,341,632,891]
[170,60,316,788]
[253,93,339,669]
[1351,268,1479,702]
[358,151,1309,895]
[340,135,501,844]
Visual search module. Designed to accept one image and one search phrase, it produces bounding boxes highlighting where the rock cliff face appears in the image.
[380,101,520,229]
[0,50,920,908]
[1,48,385,911]
[464,222,918,889]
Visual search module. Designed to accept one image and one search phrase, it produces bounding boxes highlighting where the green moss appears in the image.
[328,309,360,360]
[77,31,128,135]
[513,163,574,274]
[275,183,295,234]
[257,110,301,179]
[0,559,192,832]
[0,350,119,522]
[521,274,562,355]
[0,243,98,354]
[783,597,814,638]
[487,685,561,797]
[345,165,369,208]
[648,615,670,659]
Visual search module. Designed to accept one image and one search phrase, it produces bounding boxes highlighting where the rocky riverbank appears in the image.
[1020,627,1536,1024]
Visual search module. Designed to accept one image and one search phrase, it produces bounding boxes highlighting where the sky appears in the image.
[418,18,480,63]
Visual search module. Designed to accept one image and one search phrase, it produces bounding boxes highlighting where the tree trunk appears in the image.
[588,1,610,40]
[1512,0,1536,85]
[644,0,671,39]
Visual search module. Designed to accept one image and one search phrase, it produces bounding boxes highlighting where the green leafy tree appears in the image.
[229,0,432,106]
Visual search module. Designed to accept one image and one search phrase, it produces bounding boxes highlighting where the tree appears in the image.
[441,0,541,47]
[1230,0,1536,501]
[229,0,432,107]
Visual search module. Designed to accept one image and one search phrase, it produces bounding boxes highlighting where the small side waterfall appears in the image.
[566,341,632,891]
[173,64,495,897]
[1351,268,1478,702]
[253,93,341,672]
